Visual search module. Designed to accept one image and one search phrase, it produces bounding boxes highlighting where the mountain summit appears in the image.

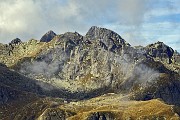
[86,26,130,51]
[0,26,180,119]
[40,30,56,42]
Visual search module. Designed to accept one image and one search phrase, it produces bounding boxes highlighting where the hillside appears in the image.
[0,26,180,120]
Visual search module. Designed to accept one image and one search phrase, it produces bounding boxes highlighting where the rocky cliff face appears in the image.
[130,59,180,105]
[0,26,180,119]
[40,30,56,42]
[145,41,174,64]
[85,26,130,52]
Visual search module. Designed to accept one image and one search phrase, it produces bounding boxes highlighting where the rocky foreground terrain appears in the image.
[0,26,180,120]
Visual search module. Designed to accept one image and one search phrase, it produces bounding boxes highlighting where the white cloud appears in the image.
[0,0,151,43]
[0,0,46,42]
[103,21,180,52]
[0,0,179,53]
[156,35,180,52]
[145,8,180,20]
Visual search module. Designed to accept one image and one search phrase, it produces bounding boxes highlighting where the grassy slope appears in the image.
[37,94,180,120]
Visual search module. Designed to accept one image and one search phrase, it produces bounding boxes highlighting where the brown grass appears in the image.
[57,94,180,120]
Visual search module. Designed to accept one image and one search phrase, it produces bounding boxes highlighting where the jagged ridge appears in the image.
[0,26,180,119]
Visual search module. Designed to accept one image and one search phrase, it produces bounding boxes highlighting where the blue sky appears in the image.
[0,0,179,52]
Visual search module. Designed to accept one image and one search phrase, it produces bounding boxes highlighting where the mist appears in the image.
[18,42,160,93]
[20,47,69,79]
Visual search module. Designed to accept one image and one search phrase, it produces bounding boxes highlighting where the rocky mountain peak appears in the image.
[40,30,57,42]
[86,26,123,41]
[10,38,22,45]
[56,31,84,46]
[145,41,174,63]
[0,27,180,119]
[86,26,130,52]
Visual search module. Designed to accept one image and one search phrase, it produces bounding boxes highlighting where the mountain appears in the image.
[40,30,57,42]
[0,26,180,119]
[145,41,174,64]
[86,26,130,52]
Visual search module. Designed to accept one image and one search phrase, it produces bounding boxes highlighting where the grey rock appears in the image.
[1,26,180,108]
[40,30,56,42]
[87,112,114,120]
[173,50,180,64]
[145,41,174,64]
[10,38,22,45]
[86,26,130,53]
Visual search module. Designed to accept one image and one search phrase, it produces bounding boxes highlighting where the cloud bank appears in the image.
[0,0,179,51]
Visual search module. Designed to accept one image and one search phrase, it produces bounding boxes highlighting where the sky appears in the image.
[0,0,179,52]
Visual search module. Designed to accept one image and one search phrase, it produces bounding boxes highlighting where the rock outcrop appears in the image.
[40,30,56,42]
[0,26,180,119]
[173,50,180,64]
[145,41,174,63]
[131,59,180,106]
[87,112,114,120]
[86,26,130,53]
[10,38,22,45]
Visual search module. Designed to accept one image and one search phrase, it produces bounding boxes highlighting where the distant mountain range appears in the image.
[0,26,180,120]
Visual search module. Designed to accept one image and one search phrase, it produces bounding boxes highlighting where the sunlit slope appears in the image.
[38,94,180,120]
